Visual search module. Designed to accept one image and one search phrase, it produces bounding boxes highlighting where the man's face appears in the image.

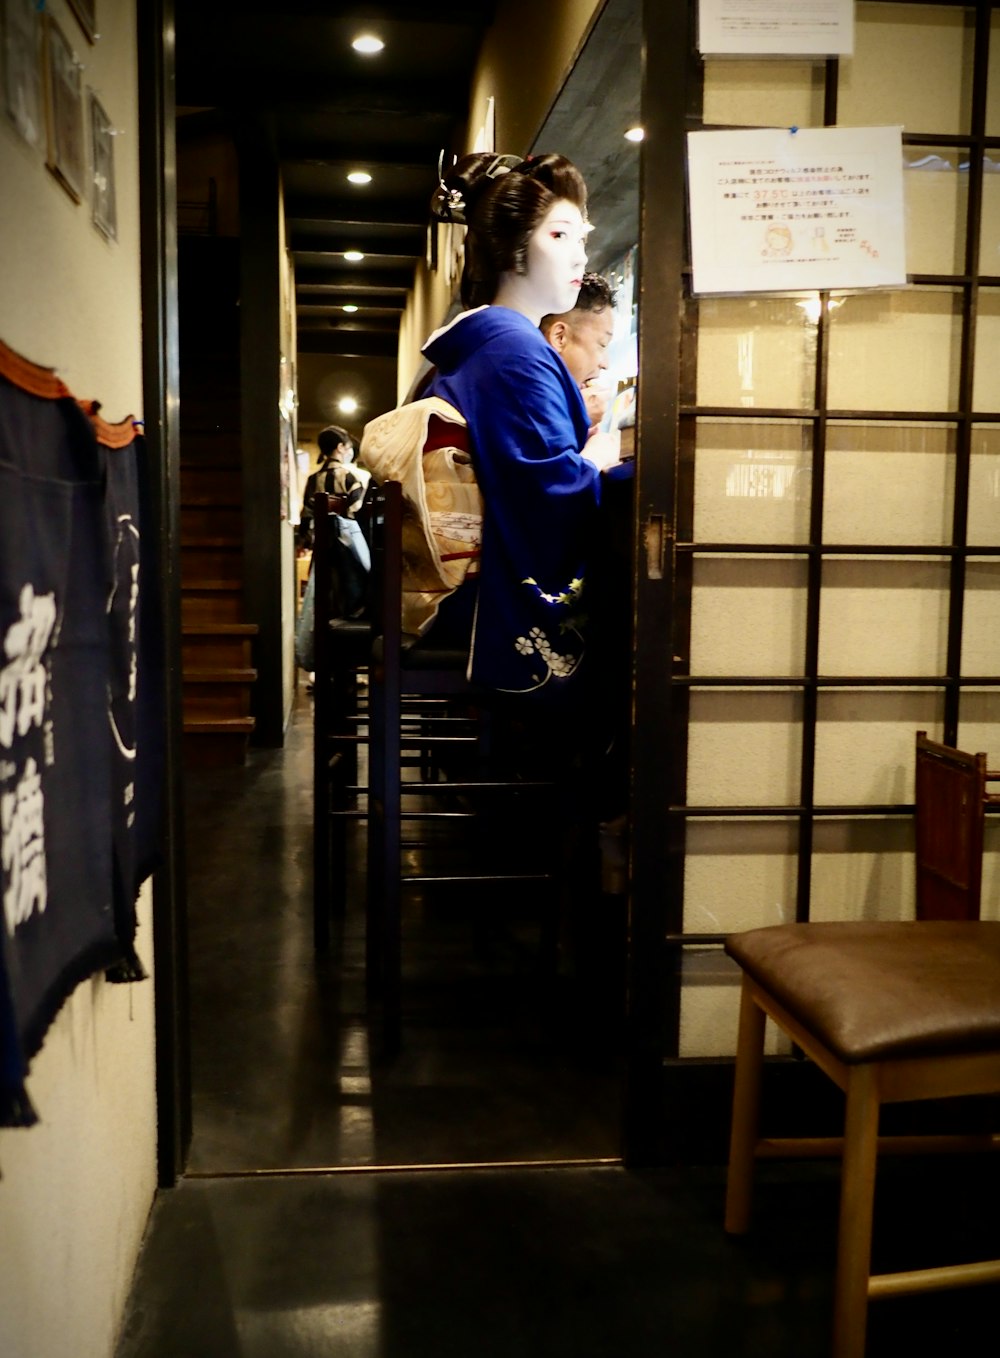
[554,307,614,388]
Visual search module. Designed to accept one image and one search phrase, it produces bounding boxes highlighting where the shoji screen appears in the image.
[674,2,1000,1059]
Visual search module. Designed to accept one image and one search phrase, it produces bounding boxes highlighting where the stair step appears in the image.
[183,716,255,734]
[181,547,243,583]
[180,535,242,547]
[183,667,257,683]
[182,626,256,669]
[182,716,255,769]
[181,505,243,539]
[182,589,245,624]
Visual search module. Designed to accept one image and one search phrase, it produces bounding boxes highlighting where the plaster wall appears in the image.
[0,3,158,1355]
[397,0,604,398]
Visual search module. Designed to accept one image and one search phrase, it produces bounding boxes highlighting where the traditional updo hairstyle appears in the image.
[430,151,588,309]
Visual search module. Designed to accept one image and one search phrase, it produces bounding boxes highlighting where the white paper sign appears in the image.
[687,126,907,295]
[699,0,854,55]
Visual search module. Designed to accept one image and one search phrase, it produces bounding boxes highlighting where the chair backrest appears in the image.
[914,730,997,920]
[366,479,405,691]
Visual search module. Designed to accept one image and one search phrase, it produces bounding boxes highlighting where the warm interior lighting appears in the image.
[343,250,365,262]
[624,126,645,143]
[342,304,359,313]
[352,34,384,54]
[347,170,372,185]
[338,396,359,415]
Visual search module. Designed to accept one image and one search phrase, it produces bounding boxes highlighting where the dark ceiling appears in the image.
[173,0,640,441]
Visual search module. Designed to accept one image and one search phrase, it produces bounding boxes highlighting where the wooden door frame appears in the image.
[137,0,191,1187]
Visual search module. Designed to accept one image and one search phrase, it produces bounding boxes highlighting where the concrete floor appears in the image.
[115,694,1000,1357]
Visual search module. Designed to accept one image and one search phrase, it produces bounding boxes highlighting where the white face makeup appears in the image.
[523,200,590,317]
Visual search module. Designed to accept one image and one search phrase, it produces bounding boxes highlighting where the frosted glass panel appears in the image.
[958,691,1000,921]
[687,690,802,807]
[973,291,1000,411]
[978,162,1000,273]
[827,289,961,412]
[690,556,808,675]
[961,560,1000,672]
[904,147,967,275]
[969,426,1000,545]
[986,8,1000,136]
[984,819,1000,923]
[680,975,790,1058]
[702,58,823,129]
[693,419,811,545]
[683,818,798,934]
[838,3,973,135]
[824,423,955,546]
[957,688,1000,761]
[697,296,815,408]
[810,817,915,921]
[814,690,943,803]
[819,558,950,676]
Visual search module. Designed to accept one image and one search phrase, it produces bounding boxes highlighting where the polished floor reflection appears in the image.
[118,693,1000,1356]
[183,689,622,1173]
[117,1155,1000,1357]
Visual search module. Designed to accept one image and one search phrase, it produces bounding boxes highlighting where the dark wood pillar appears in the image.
[238,115,289,747]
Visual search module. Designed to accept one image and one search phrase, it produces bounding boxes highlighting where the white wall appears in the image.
[0,3,158,1356]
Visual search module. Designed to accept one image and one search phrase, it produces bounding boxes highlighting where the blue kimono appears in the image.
[423,306,601,697]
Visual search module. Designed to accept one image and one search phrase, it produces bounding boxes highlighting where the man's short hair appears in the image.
[540,271,618,335]
[317,425,352,460]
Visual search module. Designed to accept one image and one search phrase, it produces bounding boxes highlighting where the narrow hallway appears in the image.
[114,695,1000,1357]
[184,690,621,1172]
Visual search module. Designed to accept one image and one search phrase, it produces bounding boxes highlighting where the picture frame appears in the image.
[2,0,44,149]
[43,16,85,203]
[67,0,97,45]
[89,90,117,240]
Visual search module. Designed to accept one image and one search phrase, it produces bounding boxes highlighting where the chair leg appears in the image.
[832,1063,880,1358]
[313,701,331,954]
[381,680,402,1058]
[366,666,386,1002]
[724,980,766,1235]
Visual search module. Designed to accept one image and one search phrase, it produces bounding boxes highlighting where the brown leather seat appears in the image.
[726,921,1000,1063]
[724,733,1000,1358]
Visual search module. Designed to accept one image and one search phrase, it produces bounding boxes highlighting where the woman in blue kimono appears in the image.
[422,151,621,701]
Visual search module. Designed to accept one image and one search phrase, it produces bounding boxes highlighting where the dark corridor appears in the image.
[183,690,622,1173]
[114,689,1000,1358]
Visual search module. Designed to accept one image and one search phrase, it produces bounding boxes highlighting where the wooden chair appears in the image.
[365,480,568,1056]
[724,730,1000,1358]
[311,491,372,951]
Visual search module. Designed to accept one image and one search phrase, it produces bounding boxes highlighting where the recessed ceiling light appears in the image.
[624,126,645,143]
[352,33,384,54]
[342,304,359,313]
[343,250,365,262]
[347,170,372,185]
[338,396,359,415]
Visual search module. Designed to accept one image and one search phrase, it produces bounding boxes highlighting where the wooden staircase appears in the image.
[178,236,258,766]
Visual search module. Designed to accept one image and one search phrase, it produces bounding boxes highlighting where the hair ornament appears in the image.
[484,153,523,181]
[433,148,466,223]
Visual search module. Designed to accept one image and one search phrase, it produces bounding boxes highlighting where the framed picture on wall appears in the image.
[2,0,44,148]
[67,0,97,45]
[89,91,117,240]
[43,15,85,203]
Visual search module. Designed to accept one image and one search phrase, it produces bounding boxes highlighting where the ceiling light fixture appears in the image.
[624,126,645,143]
[347,170,372,185]
[343,250,365,262]
[352,34,384,54]
[342,304,359,313]
[338,396,359,415]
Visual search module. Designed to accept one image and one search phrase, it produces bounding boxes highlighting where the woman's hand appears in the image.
[580,428,622,472]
